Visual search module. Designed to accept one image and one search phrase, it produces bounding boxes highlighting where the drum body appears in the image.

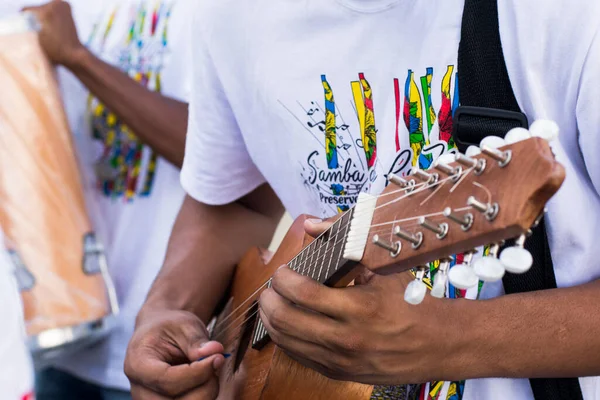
[0,14,118,365]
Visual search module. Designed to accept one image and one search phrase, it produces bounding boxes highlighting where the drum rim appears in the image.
[27,314,116,360]
[0,13,39,36]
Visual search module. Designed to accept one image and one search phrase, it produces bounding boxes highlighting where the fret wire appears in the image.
[323,218,342,282]
[316,226,332,282]
[304,240,315,278]
[312,236,323,280]
[333,211,352,277]
[289,209,355,280]
[320,216,345,282]
[298,242,308,276]
[289,258,297,273]
[310,240,319,279]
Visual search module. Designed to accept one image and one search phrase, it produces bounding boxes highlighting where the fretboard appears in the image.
[287,210,355,285]
[252,210,355,349]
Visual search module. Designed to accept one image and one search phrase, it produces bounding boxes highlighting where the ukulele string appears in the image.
[211,203,474,343]
[212,167,475,333]
[212,215,426,336]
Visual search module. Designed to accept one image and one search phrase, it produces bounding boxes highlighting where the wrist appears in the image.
[63,45,92,71]
[434,298,488,381]
[136,284,213,328]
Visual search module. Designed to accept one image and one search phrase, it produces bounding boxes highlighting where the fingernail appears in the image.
[213,357,225,370]
[307,218,322,224]
[277,265,288,271]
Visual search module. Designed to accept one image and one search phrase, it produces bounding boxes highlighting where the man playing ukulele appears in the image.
[125,0,600,398]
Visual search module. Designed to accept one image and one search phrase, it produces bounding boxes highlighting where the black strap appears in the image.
[457,1,584,399]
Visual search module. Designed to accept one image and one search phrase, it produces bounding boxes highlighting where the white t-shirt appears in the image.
[1,0,190,391]
[0,233,34,400]
[56,0,191,390]
[181,0,600,399]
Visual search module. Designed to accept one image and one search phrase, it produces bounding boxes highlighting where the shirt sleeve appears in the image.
[576,22,600,197]
[179,9,266,205]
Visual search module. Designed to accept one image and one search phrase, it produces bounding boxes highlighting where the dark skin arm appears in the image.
[259,219,600,385]
[125,184,284,399]
[25,0,187,167]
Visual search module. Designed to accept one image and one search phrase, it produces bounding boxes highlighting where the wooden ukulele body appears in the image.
[215,215,373,400]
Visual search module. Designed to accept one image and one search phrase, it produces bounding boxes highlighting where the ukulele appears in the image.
[212,122,565,400]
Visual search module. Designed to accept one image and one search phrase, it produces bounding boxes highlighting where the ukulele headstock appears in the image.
[342,121,565,304]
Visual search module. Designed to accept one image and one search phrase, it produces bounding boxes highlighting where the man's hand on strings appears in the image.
[124,310,225,399]
[23,1,87,68]
[259,218,470,385]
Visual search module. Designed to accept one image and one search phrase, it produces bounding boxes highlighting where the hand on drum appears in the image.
[22,1,87,68]
[124,310,225,399]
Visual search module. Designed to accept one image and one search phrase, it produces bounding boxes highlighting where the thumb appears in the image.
[182,324,224,362]
[187,340,225,363]
[304,217,335,238]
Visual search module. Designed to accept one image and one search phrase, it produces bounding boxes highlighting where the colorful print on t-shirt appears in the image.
[86,1,174,201]
[281,66,481,400]
[280,66,459,218]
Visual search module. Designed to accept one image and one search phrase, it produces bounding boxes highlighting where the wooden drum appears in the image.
[0,14,118,365]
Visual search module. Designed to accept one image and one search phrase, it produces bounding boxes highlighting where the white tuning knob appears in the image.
[431,259,450,298]
[505,127,531,144]
[405,267,428,305]
[465,146,481,157]
[500,246,533,274]
[448,263,479,289]
[404,279,427,305]
[480,136,506,150]
[473,256,506,282]
[437,153,456,165]
[431,274,447,298]
[530,119,559,142]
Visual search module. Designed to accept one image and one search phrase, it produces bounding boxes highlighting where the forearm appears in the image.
[68,48,187,167]
[455,279,600,380]
[140,188,284,324]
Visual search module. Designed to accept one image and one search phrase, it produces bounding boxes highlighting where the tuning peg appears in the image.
[431,259,451,298]
[388,174,408,187]
[466,146,481,157]
[481,145,512,167]
[467,196,499,221]
[448,251,479,289]
[530,119,559,142]
[500,234,533,274]
[419,217,449,239]
[394,226,423,249]
[372,235,401,257]
[505,127,531,144]
[455,154,486,175]
[443,207,474,231]
[404,267,428,305]
[433,157,462,181]
[473,244,505,282]
[480,136,506,149]
[413,170,439,185]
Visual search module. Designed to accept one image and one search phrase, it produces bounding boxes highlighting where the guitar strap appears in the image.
[455,0,584,399]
